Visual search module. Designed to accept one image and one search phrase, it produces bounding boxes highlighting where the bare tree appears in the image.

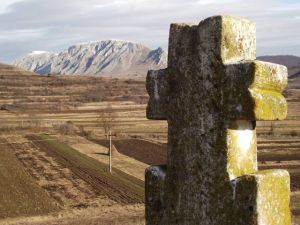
[98,103,116,139]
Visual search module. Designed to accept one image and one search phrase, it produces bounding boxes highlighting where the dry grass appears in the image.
[1,204,144,225]
[68,139,148,181]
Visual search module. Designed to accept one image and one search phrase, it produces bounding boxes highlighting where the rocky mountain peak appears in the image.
[13,40,167,76]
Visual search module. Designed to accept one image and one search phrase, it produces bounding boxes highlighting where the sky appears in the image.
[0,0,300,63]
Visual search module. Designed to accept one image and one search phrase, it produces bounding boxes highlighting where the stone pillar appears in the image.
[145,15,291,225]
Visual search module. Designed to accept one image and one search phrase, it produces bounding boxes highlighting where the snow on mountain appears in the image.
[13,40,167,76]
[13,51,57,74]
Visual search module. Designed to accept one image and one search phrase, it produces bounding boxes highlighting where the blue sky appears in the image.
[0,0,299,62]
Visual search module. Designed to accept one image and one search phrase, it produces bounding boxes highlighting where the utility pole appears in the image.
[109,128,112,173]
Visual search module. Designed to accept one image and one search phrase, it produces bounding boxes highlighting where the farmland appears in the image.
[0,138,59,219]
[28,134,144,204]
[0,63,300,224]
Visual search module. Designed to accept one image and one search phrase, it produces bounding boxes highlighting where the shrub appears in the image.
[55,121,77,135]
[78,125,92,138]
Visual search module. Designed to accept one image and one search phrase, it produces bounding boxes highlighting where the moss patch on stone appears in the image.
[251,61,288,92]
[250,88,287,120]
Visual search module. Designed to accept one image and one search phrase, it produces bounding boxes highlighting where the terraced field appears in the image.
[0,72,165,138]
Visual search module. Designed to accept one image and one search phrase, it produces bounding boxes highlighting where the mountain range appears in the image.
[13,40,167,76]
[12,41,300,79]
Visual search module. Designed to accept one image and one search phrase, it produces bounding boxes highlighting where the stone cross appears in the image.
[145,15,291,225]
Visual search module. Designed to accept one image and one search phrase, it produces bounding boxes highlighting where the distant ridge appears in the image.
[290,71,300,79]
[257,55,300,77]
[12,40,167,76]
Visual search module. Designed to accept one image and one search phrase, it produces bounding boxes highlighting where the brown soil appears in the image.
[0,138,59,219]
[91,138,167,165]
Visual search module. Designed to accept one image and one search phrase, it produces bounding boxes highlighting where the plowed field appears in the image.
[91,138,166,165]
[27,135,144,204]
[0,138,59,219]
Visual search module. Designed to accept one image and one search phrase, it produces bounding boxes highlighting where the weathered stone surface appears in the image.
[221,16,256,63]
[224,60,288,120]
[234,169,291,225]
[146,69,169,120]
[145,165,166,225]
[145,15,291,225]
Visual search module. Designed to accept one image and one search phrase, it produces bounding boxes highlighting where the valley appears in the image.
[0,63,300,224]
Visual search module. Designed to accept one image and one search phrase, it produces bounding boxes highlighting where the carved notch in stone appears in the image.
[145,15,291,225]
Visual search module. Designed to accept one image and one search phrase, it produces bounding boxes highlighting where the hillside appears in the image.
[257,55,300,76]
[0,63,37,76]
[13,40,167,76]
